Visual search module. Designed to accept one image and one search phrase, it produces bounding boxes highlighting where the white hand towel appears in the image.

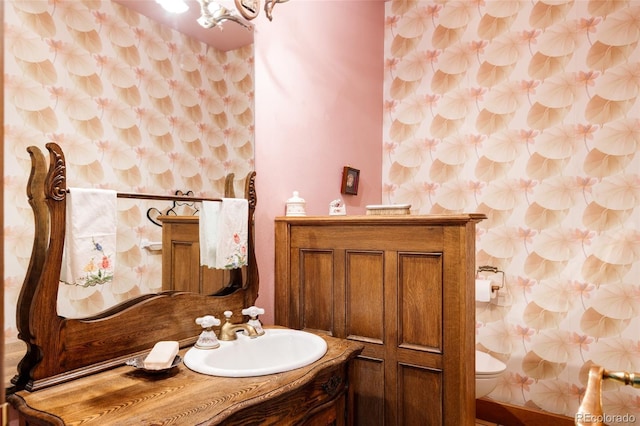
[199,198,248,269]
[60,188,117,288]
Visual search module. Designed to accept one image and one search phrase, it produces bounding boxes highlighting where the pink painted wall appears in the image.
[254,1,386,323]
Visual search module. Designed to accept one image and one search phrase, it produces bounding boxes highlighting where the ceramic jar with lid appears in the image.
[285,191,306,216]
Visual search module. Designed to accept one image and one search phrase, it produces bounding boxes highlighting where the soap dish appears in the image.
[125,354,182,373]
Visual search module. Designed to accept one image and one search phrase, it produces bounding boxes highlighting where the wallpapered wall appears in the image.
[383,0,640,420]
[3,1,254,327]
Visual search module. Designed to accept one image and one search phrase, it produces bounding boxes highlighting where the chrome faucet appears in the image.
[218,310,260,341]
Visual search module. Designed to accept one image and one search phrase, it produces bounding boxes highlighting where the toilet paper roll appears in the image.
[475,279,493,302]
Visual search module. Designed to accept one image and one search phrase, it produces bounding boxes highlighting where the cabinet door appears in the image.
[168,237,201,293]
[344,249,446,425]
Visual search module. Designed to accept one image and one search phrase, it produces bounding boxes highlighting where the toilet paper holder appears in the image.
[476,265,504,294]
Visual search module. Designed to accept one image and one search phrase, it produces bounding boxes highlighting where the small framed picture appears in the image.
[341,166,360,195]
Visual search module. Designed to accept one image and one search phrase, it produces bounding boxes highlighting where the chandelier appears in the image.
[155,0,289,30]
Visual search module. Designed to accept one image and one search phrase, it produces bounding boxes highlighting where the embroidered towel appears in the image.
[60,188,117,288]
[199,198,248,269]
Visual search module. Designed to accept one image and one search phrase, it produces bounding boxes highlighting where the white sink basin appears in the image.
[184,328,328,377]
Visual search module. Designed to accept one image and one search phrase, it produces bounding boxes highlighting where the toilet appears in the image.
[475,350,506,398]
[475,275,507,398]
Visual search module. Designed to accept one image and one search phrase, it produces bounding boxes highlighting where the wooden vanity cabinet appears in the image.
[11,144,363,425]
[9,332,363,425]
[274,215,485,426]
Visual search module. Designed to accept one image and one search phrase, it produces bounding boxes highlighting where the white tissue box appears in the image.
[366,204,411,215]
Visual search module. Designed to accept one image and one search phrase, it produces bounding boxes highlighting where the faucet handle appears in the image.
[194,315,220,349]
[242,306,265,336]
[242,306,265,318]
[223,310,233,320]
[196,315,220,329]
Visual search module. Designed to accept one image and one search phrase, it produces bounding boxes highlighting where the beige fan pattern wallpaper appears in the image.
[3,0,254,324]
[383,0,640,420]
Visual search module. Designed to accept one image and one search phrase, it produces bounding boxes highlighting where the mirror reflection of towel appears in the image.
[60,188,117,288]
[199,198,248,269]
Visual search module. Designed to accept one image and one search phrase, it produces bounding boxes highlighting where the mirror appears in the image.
[3,0,254,390]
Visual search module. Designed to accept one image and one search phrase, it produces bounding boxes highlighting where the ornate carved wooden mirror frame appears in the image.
[11,143,258,392]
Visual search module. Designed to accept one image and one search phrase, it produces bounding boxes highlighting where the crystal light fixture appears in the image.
[197,0,253,30]
[157,0,289,31]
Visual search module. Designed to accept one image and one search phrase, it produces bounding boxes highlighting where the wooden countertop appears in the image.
[8,332,363,425]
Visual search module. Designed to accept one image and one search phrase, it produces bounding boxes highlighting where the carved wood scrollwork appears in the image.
[321,374,342,397]
[45,143,67,201]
